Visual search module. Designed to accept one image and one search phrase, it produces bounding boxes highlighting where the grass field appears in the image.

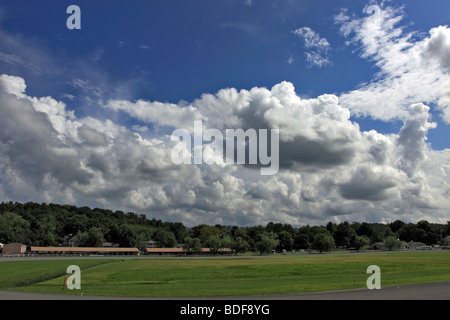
[1,251,449,297]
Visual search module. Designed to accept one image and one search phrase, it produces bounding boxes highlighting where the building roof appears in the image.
[145,248,231,253]
[3,242,26,247]
[30,246,139,253]
[146,248,185,253]
[407,242,427,247]
[2,243,27,254]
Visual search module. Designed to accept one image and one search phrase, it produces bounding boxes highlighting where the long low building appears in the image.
[146,248,232,255]
[30,246,140,255]
[3,243,27,254]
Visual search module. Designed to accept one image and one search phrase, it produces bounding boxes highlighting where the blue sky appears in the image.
[0,1,449,226]
[1,0,449,148]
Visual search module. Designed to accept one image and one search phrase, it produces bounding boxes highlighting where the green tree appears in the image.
[398,223,427,242]
[293,233,309,249]
[0,212,30,244]
[76,227,104,247]
[353,236,369,252]
[326,221,337,234]
[255,233,279,255]
[87,227,105,247]
[310,233,336,253]
[370,223,393,243]
[389,220,405,234]
[66,213,89,235]
[199,225,222,247]
[333,221,356,249]
[231,236,250,255]
[277,230,294,251]
[384,236,401,251]
[234,228,251,243]
[37,214,59,246]
[356,222,373,239]
[168,222,187,244]
[125,225,154,251]
[183,237,202,254]
[153,228,177,248]
[299,225,329,245]
[204,234,222,254]
[75,230,88,247]
[266,222,283,235]
[220,235,233,252]
[119,224,138,247]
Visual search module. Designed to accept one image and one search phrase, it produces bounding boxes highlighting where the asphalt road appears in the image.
[0,281,449,300]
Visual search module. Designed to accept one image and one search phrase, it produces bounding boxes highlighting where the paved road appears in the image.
[0,281,449,300]
[253,281,450,300]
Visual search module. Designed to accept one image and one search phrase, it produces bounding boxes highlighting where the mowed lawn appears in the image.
[0,251,449,297]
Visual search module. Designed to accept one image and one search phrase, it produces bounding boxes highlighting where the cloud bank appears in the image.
[1,70,448,227]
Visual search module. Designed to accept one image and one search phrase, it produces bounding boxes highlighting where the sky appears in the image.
[0,0,449,227]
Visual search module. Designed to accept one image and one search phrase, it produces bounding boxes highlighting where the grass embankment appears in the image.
[0,251,449,297]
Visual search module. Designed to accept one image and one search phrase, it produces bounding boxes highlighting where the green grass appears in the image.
[1,251,449,297]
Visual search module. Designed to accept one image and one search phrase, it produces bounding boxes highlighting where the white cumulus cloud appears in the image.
[1,73,449,226]
[336,4,450,123]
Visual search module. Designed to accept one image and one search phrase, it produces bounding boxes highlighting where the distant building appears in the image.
[404,241,427,249]
[398,241,408,249]
[139,240,157,248]
[443,235,450,246]
[369,242,386,250]
[2,243,27,254]
[29,246,140,255]
[369,241,427,250]
[102,242,119,248]
[63,235,80,247]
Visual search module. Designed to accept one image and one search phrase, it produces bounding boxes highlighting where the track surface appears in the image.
[0,281,449,300]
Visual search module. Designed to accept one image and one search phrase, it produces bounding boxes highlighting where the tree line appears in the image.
[0,201,449,254]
